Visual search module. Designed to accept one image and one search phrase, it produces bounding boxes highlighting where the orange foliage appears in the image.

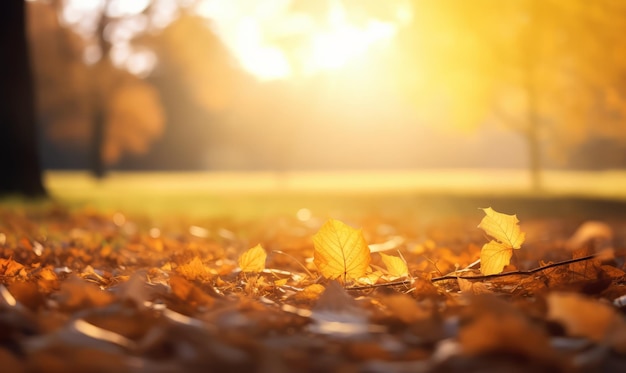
[27,1,165,166]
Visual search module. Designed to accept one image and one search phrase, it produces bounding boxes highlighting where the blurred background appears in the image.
[15,0,626,195]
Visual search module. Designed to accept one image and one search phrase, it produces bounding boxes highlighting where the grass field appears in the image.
[29,169,626,220]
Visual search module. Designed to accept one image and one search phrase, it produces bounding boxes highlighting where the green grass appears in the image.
[25,169,626,220]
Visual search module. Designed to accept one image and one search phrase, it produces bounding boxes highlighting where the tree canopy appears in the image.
[390,0,626,165]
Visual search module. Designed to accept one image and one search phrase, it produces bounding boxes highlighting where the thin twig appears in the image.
[272,250,314,278]
[431,254,598,282]
[346,254,598,291]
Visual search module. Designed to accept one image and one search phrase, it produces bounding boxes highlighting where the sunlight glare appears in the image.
[150,0,180,29]
[106,0,150,17]
[62,0,103,37]
[60,0,410,81]
[234,17,292,80]
[203,0,405,80]
[126,49,157,78]
[83,44,102,65]
[306,19,396,73]
[110,43,131,66]
[305,2,395,72]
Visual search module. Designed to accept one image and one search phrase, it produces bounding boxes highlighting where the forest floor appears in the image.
[1,171,626,372]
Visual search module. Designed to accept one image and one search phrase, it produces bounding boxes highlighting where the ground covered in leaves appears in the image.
[1,201,626,372]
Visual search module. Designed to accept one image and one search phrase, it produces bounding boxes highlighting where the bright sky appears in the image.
[194,0,410,80]
[60,0,412,80]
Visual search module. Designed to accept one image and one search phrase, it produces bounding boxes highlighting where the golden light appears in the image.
[202,0,409,81]
[304,12,396,74]
[62,0,156,75]
[59,0,411,81]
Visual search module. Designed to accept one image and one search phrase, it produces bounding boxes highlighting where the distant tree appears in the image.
[390,0,626,190]
[27,1,165,178]
[138,13,248,169]
[0,0,46,197]
[143,14,245,113]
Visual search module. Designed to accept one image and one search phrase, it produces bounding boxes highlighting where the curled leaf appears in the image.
[313,219,371,281]
[238,244,267,273]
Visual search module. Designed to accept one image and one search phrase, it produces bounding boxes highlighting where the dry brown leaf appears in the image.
[175,256,211,281]
[169,274,215,308]
[457,278,492,295]
[547,292,626,352]
[0,347,24,373]
[565,221,613,251]
[57,276,114,311]
[459,296,555,362]
[381,293,432,323]
[0,258,25,277]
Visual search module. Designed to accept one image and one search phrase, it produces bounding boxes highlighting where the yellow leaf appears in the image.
[238,244,267,273]
[313,219,371,281]
[478,207,525,249]
[477,207,526,275]
[379,252,409,277]
[480,240,513,275]
[357,270,383,285]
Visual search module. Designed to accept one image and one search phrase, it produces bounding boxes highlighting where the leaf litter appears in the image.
[0,206,625,372]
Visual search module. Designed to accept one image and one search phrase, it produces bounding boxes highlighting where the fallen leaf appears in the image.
[0,347,23,373]
[547,292,626,352]
[169,274,215,308]
[56,276,114,311]
[478,207,525,249]
[238,244,267,273]
[310,280,370,337]
[379,252,408,277]
[457,278,492,295]
[356,271,383,285]
[274,278,288,286]
[565,221,613,251]
[480,241,514,276]
[459,296,554,362]
[313,219,371,281]
[176,256,211,281]
[289,283,326,303]
[381,293,431,323]
[0,258,25,277]
[478,207,525,275]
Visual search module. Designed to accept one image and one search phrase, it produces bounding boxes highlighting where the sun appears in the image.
[198,0,411,81]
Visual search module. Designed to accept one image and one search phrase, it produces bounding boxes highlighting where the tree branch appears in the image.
[346,254,598,291]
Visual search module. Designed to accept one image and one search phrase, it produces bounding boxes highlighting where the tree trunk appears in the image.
[90,5,111,179]
[91,109,106,179]
[0,0,46,197]
[524,0,543,193]
[526,104,542,192]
